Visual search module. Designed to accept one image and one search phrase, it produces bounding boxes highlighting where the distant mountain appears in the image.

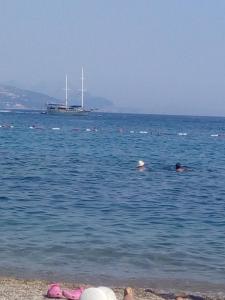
[0,85,56,109]
[0,84,114,110]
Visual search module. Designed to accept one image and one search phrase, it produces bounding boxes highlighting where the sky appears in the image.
[0,0,225,115]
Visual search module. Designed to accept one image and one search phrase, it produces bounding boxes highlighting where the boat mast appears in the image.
[81,67,84,108]
[65,74,68,109]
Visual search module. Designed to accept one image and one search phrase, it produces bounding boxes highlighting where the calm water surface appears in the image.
[0,111,225,286]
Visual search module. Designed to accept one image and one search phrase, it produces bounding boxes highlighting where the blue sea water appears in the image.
[0,111,225,287]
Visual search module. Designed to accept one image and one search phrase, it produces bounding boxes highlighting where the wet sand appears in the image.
[1,276,225,300]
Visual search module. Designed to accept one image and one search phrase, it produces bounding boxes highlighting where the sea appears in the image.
[0,110,225,289]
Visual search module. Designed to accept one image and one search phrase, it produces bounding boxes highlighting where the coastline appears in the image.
[1,276,225,300]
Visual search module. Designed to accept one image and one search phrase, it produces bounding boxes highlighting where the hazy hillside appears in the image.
[0,85,114,111]
[0,85,57,109]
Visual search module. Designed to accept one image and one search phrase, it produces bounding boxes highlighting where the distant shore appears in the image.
[1,276,225,300]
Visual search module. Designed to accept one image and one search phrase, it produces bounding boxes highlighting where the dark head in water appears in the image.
[176,163,181,169]
[176,163,187,172]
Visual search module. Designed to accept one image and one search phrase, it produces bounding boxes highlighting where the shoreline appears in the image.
[1,266,224,292]
[2,270,225,292]
[1,276,225,300]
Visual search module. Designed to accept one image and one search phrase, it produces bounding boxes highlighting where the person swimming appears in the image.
[176,163,188,172]
[137,160,146,171]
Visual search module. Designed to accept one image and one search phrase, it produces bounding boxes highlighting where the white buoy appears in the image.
[139,131,148,134]
[80,288,107,300]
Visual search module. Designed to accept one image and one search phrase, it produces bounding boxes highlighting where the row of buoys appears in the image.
[0,124,224,137]
[0,124,14,128]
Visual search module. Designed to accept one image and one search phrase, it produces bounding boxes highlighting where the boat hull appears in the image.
[46,104,90,116]
[47,110,89,116]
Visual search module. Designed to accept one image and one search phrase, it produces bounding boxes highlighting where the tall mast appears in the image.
[65,74,68,109]
[81,67,84,108]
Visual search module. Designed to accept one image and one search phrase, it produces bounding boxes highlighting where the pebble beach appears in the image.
[1,277,225,300]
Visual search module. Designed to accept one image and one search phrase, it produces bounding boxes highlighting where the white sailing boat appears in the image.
[46,68,90,115]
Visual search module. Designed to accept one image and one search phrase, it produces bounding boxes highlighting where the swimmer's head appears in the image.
[176,162,188,172]
[176,163,181,169]
[137,160,145,168]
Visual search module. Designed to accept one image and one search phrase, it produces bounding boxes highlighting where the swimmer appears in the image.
[137,160,146,171]
[176,163,188,172]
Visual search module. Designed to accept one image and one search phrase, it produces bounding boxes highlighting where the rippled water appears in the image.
[0,111,225,286]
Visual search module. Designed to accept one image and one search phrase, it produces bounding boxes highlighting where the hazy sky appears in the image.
[0,0,225,115]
